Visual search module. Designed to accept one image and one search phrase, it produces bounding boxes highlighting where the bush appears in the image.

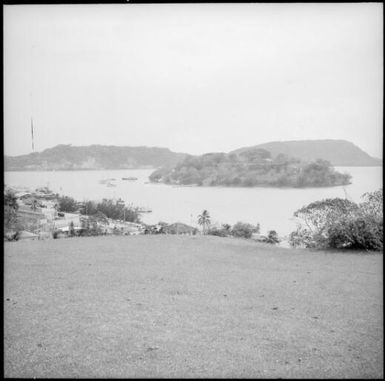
[81,198,141,223]
[290,189,383,251]
[265,230,280,244]
[289,227,316,248]
[231,222,260,239]
[208,227,229,237]
[58,196,78,213]
[327,216,383,251]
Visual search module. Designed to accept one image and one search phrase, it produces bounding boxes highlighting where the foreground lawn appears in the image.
[4,235,383,378]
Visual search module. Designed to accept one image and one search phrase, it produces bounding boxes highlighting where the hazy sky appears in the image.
[4,3,383,157]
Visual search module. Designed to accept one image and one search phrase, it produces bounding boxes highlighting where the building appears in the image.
[17,231,39,240]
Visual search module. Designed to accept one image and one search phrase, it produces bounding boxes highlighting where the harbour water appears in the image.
[4,166,382,236]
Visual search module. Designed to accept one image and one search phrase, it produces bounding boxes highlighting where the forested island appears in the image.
[149,148,352,188]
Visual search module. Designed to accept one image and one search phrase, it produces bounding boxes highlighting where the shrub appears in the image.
[327,216,383,251]
[208,227,229,237]
[58,196,78,213]
[293,198,359,236]
[290,189,383,251]
[80,198,141,223]
[289,227,316,248]
[231,222,260,239]
[360,189,383,220]
[265,230,280,244]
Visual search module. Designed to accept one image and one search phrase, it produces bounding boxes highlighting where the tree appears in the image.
[207,223,232,237]
[326,189,383,250]
[80,200,98,216]
[359,189,383,220]
[293,198,359,237]
[265,230,280,244]
[198,210,211,234]
[290,190,383,251]
[149,153,352,188]
[327,216,383,251]
[222,223,232,232]
[231,222,259,239]
[58,195,78,213]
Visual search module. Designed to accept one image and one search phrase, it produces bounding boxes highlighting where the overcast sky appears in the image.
[3,3,383,158]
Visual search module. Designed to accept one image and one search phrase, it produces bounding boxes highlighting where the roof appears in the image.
[18,231,38,238]
[16,192,33,198]
[57,226,82,232]
[163,222,197,234]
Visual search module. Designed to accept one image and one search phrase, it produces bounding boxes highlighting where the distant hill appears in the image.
[4,144,187,171]
[231,140,382,167]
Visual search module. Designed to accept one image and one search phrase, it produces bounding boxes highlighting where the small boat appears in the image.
[106,182,116,187]
[122,177,138,181]
[100,178,117,185]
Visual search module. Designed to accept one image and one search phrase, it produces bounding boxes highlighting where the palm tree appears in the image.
[31,199,38,211]
[198,210,211,234]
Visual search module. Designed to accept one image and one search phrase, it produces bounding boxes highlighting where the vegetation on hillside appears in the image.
[55,194,141,223]
[150,149,352,188]
[290,189,383,251]
[231,139,382,166]
[58,195,78,213]
[4,144,187,171]
[79,198,141,223]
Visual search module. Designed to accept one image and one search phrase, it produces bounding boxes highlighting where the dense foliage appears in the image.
[264,230,280,244]
[80,198,141,223]
[58,195,79,213]
[208,224,232,237]
[207,221,260,239]
[289,189,383,251]
[4,189,19,236]
[231,222,260,238]
[78,216,106,237]
[149,149,352,188]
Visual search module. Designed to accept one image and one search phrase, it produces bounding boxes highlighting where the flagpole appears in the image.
[31,117,35,152]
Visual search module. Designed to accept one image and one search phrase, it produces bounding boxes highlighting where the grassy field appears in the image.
[4,235,383,378]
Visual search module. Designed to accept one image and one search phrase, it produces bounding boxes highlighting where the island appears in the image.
[149,149,352,188]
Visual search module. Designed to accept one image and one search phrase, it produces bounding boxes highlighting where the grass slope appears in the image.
[4,235,383,378]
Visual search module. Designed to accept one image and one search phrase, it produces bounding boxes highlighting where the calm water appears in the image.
[4,167,382,236]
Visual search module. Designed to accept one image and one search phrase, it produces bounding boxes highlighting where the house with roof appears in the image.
[17,230,39,240]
